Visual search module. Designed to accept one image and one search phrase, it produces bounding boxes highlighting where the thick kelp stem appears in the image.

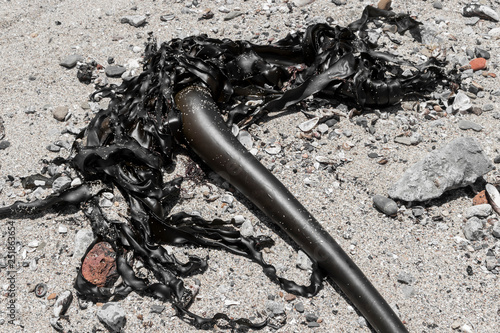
[176,85,408,333]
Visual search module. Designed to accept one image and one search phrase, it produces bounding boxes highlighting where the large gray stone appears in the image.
[388,137,493,202]
[97,302,126,332]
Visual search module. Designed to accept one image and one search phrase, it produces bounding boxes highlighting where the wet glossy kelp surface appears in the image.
[0,6,458,330]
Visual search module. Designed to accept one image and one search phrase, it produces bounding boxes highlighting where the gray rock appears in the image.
[105,65,126,78]
[482,104,494,112]
[463,217,484,241]
[233,215,245,225]
[0,140,10,150]
[97,302,126,332]
[388,137,494,202]
[53,291,73,317]
[296,250,313,271]
[458,120,483,132]
[492,221,500,238]
[224,11,244,21]
[74,229,94,258]
[52,176,72,193]
[265,146,281,155]
[397,272,415,285]
[150,305,165,314]
[373,195,398,216]
[52,106,69,121]
[295,302,305,313]
[452,91,472,113]
[465,204,492,219]
[59,54,84,68]
[266,301,285,315]
[432,1,443,9]
[239,220,255,237]
[120,15,147,27]
[237,130,253,150]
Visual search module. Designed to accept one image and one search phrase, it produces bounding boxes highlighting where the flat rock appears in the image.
[74,229,94,259]
[97,302,126,332]
[465,204,492,218]
[105,65,126,78]
[458,120,483,131]
[388,137,494,202]
[120,15,147,27]
[60,54,84,68]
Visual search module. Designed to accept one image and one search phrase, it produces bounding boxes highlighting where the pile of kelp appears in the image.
[0,6,458,330]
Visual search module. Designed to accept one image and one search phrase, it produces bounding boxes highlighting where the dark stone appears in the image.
[105,65,126,78]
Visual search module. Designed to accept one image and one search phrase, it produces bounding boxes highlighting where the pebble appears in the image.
[489,27,500,39]
[0,140,10,150]
[463,217,484,241]
[373,195,398,216]
[105,65,126,78]
[233,215,245,225]
[58,225,68,234]
[485,184,500,215]
[120,15,147,27]
[82,242,118,287]
[377,0,391,11]
[265,146,281,155]
[397,272,415,285]
[485,256,498,271]
[73,229,94,259]
[432,1,443,10]
[389,137,494,202]
[52,106,69,121]
[150,305,165,314]
[458,120,482,132]
[296,250,313,271]
[224,11,244,21]
[295,302,305,313]
[97,302,127,332]
[469,58,487,71]
[237,131,253,150]
[492,221,500,238]
[59,54,84,69]
[452,91,472,113]
[465,204,492,219]
[293,0,315,7]
[298,117,319,132]
[266,301,285,315]
[239,220,255,237]
[52,176,72,193]
[473,190,488,205]
[317,123,328,134]
[482,104,494,112]
[53,291,73,317]
[474,48,490,60]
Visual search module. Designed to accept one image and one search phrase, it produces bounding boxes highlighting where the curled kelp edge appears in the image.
[0,5,459,331]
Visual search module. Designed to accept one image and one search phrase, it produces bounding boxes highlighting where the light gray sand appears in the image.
[0,1,499,332]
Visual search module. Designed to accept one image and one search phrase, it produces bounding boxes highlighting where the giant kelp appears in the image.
[0,6,457,331]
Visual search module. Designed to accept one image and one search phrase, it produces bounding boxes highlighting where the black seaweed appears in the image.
[0,6,457,331]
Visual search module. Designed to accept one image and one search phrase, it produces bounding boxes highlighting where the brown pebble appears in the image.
[433,105,442,112]
[47,293,57,300]
[473,190,488,205]
[378,0,392,10]
[469,58,487,71]
[284,293,297,302]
